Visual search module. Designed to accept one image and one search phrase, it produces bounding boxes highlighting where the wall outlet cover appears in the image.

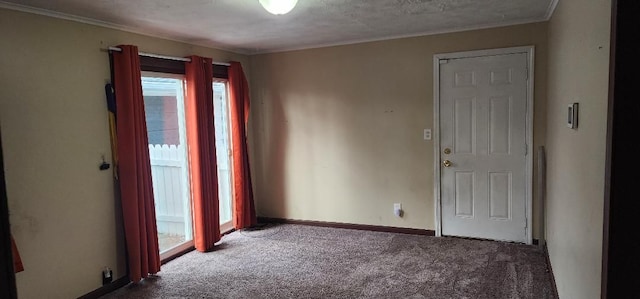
[394,203,403,217]
[424,129,432,140]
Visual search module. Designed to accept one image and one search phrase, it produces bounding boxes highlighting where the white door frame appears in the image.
[433,46,535,244]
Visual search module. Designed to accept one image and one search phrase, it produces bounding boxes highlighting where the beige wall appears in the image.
[545,0,611,298]
[250,23,548,234]
[0,8,248,298]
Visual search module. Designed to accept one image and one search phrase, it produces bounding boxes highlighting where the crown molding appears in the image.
[251,17,547,55]
[544,0,560,20]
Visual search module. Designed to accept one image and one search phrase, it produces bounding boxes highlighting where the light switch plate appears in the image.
[424,129,432,140]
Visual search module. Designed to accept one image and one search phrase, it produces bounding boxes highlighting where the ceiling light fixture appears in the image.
[259,0,298,15]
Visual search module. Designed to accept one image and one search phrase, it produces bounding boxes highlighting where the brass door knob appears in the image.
[442,160,452,167]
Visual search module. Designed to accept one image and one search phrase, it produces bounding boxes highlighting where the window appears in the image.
[213,81,234,232]
[138,62,233,259]
[141,72,194,258]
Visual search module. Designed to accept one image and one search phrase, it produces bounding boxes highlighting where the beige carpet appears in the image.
[103,224,554,299]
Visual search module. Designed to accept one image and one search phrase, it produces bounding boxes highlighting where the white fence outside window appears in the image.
[148,144,192,238]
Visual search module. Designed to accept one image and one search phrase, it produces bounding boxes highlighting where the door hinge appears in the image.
[525,68,529,80]
[525,144,528,155]
[440,59,449,64]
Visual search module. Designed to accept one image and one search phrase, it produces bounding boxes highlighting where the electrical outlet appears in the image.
[102,267,113,285]
[424,129,432,140]
[394,203,403,217]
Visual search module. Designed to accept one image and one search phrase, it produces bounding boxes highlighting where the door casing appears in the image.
[433,46,535,244]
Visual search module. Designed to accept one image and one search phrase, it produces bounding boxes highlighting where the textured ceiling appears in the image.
[0,0,555,54]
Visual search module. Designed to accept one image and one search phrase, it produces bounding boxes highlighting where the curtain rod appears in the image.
[107,47,231,67]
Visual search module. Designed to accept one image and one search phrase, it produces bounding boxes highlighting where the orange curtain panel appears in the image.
[10,235,23,273]
[112,45,160,282]
[228,62,257,229]
[185,56,221,252]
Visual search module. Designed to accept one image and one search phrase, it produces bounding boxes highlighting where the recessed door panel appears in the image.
[454,98,475,154]
[490,68,513,85]
[489,172,511,220]
[455,71,476,87]
[455,172,474,217]
[489,96,511,155]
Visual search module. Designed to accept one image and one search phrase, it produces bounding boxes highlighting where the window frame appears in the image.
[140,56,228,79]
[137,57,231,262]
[213,79,235,234]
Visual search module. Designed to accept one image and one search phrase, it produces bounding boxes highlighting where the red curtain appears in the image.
[185,56,221,251]
[228,62,257,229]
[112,45,160,282]
[10,235,23,273]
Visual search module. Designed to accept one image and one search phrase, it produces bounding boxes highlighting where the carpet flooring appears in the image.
[103,224,554,299]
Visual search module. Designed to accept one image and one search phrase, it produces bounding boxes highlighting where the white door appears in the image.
[439,52,529,243]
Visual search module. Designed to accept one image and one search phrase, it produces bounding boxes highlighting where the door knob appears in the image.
[442,160,452,167]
